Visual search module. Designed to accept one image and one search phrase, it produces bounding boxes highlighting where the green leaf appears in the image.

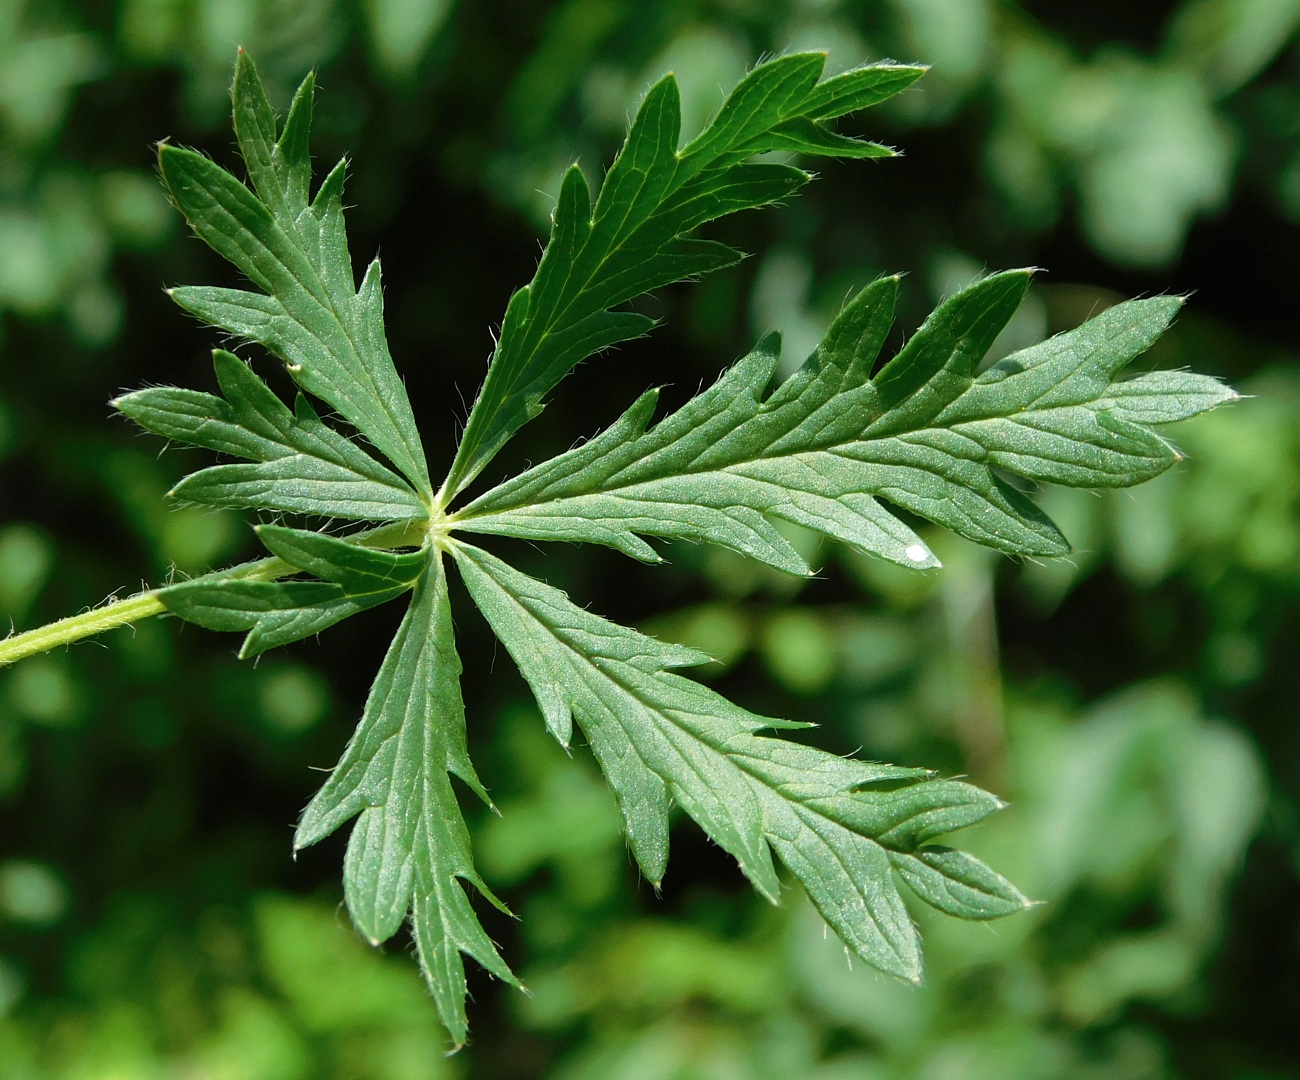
[1094,369,1241,424]
[120,51,1241,1048]
[157,50,430,497]
[255,524,429,590]
[441,55,926,500]
[293,553,519,1047]
[739,116,896,158]
[452,541,1013,981]
[801,61,930,119]
[160,579,401,659]
[115,350,426,521]
[456,273,1235,569]
[158,527,426,658]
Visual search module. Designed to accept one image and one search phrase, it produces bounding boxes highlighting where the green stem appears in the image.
[0,554,289,668]
[0,520,432,669]
[1,590,168,666]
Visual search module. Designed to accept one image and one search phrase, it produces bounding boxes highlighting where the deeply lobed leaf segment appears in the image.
[439,51,924,501]
[456,272,1234,572]
[117,50,1235,1046]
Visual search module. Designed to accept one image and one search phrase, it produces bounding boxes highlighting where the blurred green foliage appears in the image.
[1,0,1297,1076]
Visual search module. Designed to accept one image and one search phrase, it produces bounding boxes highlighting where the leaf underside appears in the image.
[454,541,1029,982]
[121,48,1237,1047]
[294,554,518,1045]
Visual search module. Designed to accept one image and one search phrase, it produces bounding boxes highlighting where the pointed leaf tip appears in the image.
[443,50,922,496]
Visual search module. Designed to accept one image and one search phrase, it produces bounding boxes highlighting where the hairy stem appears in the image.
[0,520,431,668]
[0,555,287,667]
[1,590,169,666]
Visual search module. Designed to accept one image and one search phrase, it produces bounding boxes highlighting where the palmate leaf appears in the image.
[452,541,1030,979]
[441,53,925,499]
[455,271,1237,571]
[115,49,1242,1050]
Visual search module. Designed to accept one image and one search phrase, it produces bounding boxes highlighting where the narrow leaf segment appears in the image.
[441,54,925,500]
[116,350,425,522]
[456,272,1236,571]
[293,553,520,1047]
[154,49,431,498]
[159,525,428,658]
[453,541,1030,979]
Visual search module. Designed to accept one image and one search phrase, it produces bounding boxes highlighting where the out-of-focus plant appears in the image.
[0,0,152,344]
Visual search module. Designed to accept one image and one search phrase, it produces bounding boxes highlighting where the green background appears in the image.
[1,0,1298,1076]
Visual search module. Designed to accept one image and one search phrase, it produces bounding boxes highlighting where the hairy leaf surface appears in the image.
[457,272,1236,571]
[442,54,925,499]
[293,553,519,1046]
[116,350,425,521]
[159,525,426,657]
[155,50,430,496]
[453,541,1030,980]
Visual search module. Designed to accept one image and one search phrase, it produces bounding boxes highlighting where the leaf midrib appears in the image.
[455,391,1099,524]
[473,547,917,880]
[198,161,429,494]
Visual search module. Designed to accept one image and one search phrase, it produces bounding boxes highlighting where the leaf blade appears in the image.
[889,847,1034,920]
[442,53,926,499]
[157,529,425,658]
[116,350,426,522]
[453,542,1015,981]
[157,54,430,496]
[458,275,1234,568]
[293,553,518,1048]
